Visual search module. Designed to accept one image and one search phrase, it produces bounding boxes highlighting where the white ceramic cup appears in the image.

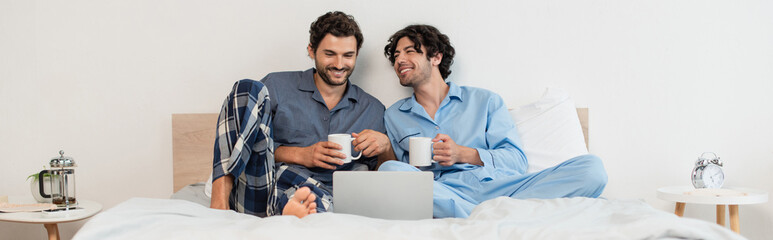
[409,137,434,167]
[328,133,362,164]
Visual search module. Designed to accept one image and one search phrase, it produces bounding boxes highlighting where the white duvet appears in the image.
[74,197,744,240]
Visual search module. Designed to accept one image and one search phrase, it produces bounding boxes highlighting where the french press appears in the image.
[38,150,77,208]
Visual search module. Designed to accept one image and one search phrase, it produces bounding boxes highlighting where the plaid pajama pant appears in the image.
[212,79,331,217]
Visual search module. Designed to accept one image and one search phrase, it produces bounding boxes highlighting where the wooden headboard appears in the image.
[172,113,219,192]
[171,108,589,192]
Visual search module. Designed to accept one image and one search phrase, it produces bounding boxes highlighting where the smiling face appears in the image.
[309,34,358,86]
[392,37,438,87]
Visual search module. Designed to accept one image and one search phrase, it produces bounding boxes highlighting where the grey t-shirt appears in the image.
[260,68,386,187]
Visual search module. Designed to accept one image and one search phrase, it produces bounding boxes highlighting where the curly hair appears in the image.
[309,11,363,53]
[384,24,455,79]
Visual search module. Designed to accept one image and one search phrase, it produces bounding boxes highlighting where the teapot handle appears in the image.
[38,170,51,198]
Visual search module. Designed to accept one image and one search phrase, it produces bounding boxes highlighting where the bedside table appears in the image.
[0,196,102,240]
[656,186,768,234]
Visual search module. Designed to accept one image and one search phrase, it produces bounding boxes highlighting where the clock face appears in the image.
[701,164,724,188]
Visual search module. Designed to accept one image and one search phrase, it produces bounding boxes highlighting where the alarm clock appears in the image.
[691,152,724,189]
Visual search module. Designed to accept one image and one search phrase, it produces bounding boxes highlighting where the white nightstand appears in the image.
[657,186,768,234]
[0,196,102,240]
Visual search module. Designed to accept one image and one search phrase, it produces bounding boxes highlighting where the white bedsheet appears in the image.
[74,197,744,240]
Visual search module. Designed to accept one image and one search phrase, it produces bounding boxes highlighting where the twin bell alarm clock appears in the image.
[691,152,724,189]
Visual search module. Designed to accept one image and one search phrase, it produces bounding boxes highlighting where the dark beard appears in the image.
[399,66,431,87]
[318,67,353,86]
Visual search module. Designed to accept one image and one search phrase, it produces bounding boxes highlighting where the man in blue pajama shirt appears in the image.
[210,12,392,218]
[379,25,608,218]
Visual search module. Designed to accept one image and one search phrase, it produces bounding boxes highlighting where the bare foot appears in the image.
[282,186,318,218]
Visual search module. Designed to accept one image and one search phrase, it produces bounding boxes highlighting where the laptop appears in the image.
[333,171,433,220]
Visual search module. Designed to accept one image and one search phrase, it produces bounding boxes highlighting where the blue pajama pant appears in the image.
[378,154,607,218]
[273,164,333,215]
[213,79,330,217]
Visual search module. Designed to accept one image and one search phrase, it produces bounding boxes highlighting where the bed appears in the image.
[73,89,744,239]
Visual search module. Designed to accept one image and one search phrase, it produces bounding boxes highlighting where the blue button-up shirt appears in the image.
[261,68,386,186]
[384,82,528,178]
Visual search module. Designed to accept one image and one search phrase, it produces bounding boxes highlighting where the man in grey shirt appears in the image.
[210,12,394,218]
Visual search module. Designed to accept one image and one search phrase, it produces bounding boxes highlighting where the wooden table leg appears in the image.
[43,223,60,240]
[674,202,686,217]
[729,204,740,233]
[716,205,726,226]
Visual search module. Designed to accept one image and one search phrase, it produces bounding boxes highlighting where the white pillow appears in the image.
[509,88,589,173]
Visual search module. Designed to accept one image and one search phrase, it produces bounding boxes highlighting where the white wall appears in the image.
[1,0,771,239]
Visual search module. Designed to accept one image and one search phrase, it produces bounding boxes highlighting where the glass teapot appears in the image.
[38,150,77,208]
